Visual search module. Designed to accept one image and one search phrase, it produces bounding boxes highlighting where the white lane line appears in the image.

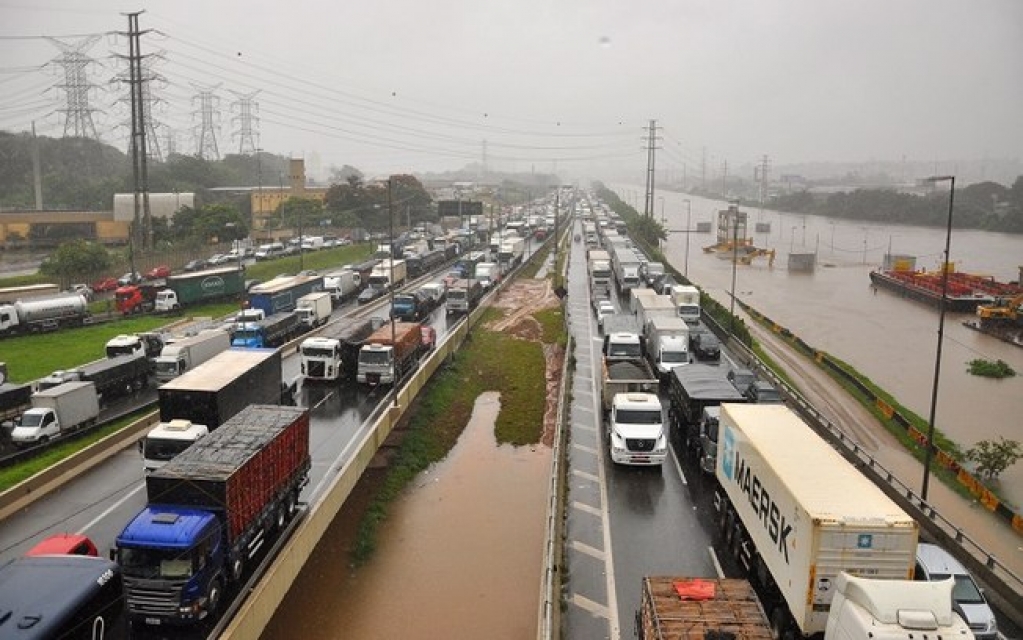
[572,501,602,517]
[571,469,599,483]
[709,546,725,579]
[570,539,606,560]
[669,443,688,487]
[572,443,598,455]
[80,483,145,535]
[571,593,610,619]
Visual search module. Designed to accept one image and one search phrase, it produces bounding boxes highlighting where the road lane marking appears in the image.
[669,445,688,487]
[570,539,606,560]
[571,469,599,483]
[80,483,145,535]
[709,546,725,578]
[572,501,602,517]
[571,593,610,619]
[572,442,598,455]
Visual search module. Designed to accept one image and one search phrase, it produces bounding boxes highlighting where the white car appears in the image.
[596,301,615,332]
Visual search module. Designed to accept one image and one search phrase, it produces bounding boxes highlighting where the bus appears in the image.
[0,554,126,639]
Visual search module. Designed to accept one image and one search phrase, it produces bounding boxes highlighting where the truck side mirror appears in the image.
[108,548,116,561]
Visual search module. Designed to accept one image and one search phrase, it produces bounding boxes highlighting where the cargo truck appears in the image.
[714,404,918,639]
[153,330,231,382]
[323,269,362,305]
[0,294,89,337]
[357,321,424,386]
[474,261,501,290]
[391,291,432,322]
[666,363,746,462]
[671,284,701,325]
[153,267,247,312]
[0,382,32,425]
[231,311,302,348]
[116,405,311,628]
[600,330,657,414]
[246,274,324,316]
[589,259,612,294]
[157,348,285,430]
[612,246,643,292]
[115,282,162,314]
[140,419,210,472]
[635,293,677,332]
[105,332,165,360]
[497,237,525,270]
[295,291,332,329]
[38,353,151,404]
[366,259,407,291]
[300,316,382,382]
[608,392,667,466]
[637,574,972,640]
[446,278,483,315]
[644,316,690,379]
[10,381,100,446]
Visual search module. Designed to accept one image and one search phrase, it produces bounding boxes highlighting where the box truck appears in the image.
[153,267,247,312]
[153,330,231,382]
[300,316,382,382]
[357,322,424,386]
[10,381,100,446]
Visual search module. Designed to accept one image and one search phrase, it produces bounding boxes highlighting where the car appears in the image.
[117,271,143,286]
[183,258,208,272]
[68,283,94,301]
[145,265,171,280]
[91,277,118,293]
[744,380,782,403]
[281,245,299,256]
[691,331,721,361]
[254,242,285,260]
[595,301,615,332]
[207,253,231,265]
[726,367,756,393]
[914,543,998,640]
[26,533,99,557]
[357,286,385,305]
[298,269,319,277]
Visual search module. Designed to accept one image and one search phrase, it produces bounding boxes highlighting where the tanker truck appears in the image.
[0,294,89,337]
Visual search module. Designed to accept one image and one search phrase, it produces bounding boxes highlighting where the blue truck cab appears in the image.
[231,321,266,348]
[116,506,225,625]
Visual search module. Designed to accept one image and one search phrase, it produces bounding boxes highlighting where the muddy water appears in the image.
[633,187,1023,506]
[263,392,552,639]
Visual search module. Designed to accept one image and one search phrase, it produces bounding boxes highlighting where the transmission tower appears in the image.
[642,119,661,218]
[757,154,770,211]
[192,84,222,160]
[230,90,260,155]
[47,35,103,139]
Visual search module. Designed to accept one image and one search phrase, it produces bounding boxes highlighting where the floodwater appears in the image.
[631,187,1023,506]
[263,392,552,639]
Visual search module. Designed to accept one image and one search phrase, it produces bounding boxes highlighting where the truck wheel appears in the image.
[206,578,223,619]
[275,503,287,531]
[230,556,244,582]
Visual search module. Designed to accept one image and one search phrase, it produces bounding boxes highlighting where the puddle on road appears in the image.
[263,391,553,640]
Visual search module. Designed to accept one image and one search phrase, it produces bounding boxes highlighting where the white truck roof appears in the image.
[828,573,972,639]
[147,419,208,441]
[612,392,661,410]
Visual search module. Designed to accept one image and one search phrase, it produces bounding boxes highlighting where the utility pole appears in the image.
[701,147,707,192]
[192,83,222,160]
[31,122,43,210]
[642,119,661,218]
[117,11,155,250]
[721,160,728,198]
[230,90,261,155]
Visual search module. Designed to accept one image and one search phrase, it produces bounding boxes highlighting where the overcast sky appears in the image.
[2,0,1021,182]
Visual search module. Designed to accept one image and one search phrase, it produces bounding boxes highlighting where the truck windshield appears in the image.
[616,409,662,425]
[18,412,43,428]
[143,437,194,461]
[301,346,335,358]
[678,304,700,316]
[359,350,390,365]
[154,360,180,376]
[119,547,195,579]
[106,345,137,357]
[607,343,641,358]
[234,329,258,341]
[368,276,389,287]
[661,350,688,364]
[448,291,466,300]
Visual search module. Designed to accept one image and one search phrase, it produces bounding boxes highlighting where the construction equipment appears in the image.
[977,293,1023,327]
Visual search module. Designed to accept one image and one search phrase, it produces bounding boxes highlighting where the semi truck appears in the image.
[10,381,101,446]
[38,353,152,404]
[116,405,310,628]
[608,392,667,466]
[153,267,247,312]
[474,261,502,290]
[665,364,746,468]
[153,330,231,382]
[157,348,285,430]
[644,316,690,379]
[366,259,407,291]
[231,311,302,348]
[497,237,525,270]
[115,282,162,314]
[713,403,918,639]
[635,293,677,332]
[295,291,332,329]
[323,269,362,305]
[0,283,60,304]
[0,294,89,337]
[299,316,382,382]
[637,574,972,640]
[671,284,702,325]
[612,246,643,292]
[357,322,424,386]
[391,291,432,322]
[446,278,484,315]
[247,274,325,316]
[105,332,166,360]
[600,331,658,414]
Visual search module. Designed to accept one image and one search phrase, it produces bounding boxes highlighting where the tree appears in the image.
[171,203,247,243]
[39,240,112,287]
[964,437,1023,482]
[276,197,324,232]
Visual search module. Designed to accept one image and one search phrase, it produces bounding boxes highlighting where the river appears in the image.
[618,185,1023,507]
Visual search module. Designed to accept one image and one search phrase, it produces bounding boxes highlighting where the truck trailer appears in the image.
[666,363,746,462]
[38,353,152,404]
[231,311,302,348]
[153,330,231,382]
[246,274,324,316]
[0,294,89,337]
[445,278,484,316]
[153,267,247,312]
[117,405,310,628]
[714,403,918,638]
[157,348,285,430]
[295,291,332,329]
[357,321,424,386]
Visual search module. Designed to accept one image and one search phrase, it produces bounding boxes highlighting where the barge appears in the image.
[870,254,1021,313]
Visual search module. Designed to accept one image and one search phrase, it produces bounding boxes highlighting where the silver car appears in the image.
[914,543,998,640]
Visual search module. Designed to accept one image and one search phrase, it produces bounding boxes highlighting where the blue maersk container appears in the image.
[246,275,324,316]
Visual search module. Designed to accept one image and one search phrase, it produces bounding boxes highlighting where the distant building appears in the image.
[113,192,194,222]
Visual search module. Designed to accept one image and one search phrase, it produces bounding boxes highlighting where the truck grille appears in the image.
[308,361,325,377]
[124,576,184,617]
[626,438,656,452]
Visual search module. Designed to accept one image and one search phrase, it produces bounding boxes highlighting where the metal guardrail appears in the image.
[706,314,1023,627]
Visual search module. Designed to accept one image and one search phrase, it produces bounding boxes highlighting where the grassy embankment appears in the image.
[350,244,566,565]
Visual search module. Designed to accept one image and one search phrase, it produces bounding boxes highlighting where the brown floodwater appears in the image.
[262,391,552,639]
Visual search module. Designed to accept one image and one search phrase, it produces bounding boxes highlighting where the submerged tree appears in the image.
[964,437,1023,482]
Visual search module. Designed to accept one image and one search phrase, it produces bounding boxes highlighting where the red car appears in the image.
[25,533,99,557]
[91,277,119,293]
[145,265,171,280]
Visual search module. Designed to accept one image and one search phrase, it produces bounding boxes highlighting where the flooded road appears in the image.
[263,392,552,639]
[628,187,1023,506]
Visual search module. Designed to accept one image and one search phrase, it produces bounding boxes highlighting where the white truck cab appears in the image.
[608,392,666,466]
[141,419,210,472]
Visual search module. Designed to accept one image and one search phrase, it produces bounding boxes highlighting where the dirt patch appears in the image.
[485,278,565,447]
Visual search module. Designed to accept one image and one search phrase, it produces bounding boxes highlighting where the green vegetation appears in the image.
[964,437,1023,482]
[967,358,1016,378]
[535,308,567,347]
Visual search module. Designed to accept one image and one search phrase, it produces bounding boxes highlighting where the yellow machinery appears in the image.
[738,248,776,267]
[977,293,1023,327]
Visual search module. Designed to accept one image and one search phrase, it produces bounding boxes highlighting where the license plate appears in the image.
[145,618,161,625]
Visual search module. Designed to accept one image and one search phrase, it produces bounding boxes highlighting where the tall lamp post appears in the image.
[728,207,739,338]
[921,175,955,502]
[683,199,692,279]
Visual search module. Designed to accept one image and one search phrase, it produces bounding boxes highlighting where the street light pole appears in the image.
[729,208,739,338]
[684,199,692,279]
[921,175,955,502]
